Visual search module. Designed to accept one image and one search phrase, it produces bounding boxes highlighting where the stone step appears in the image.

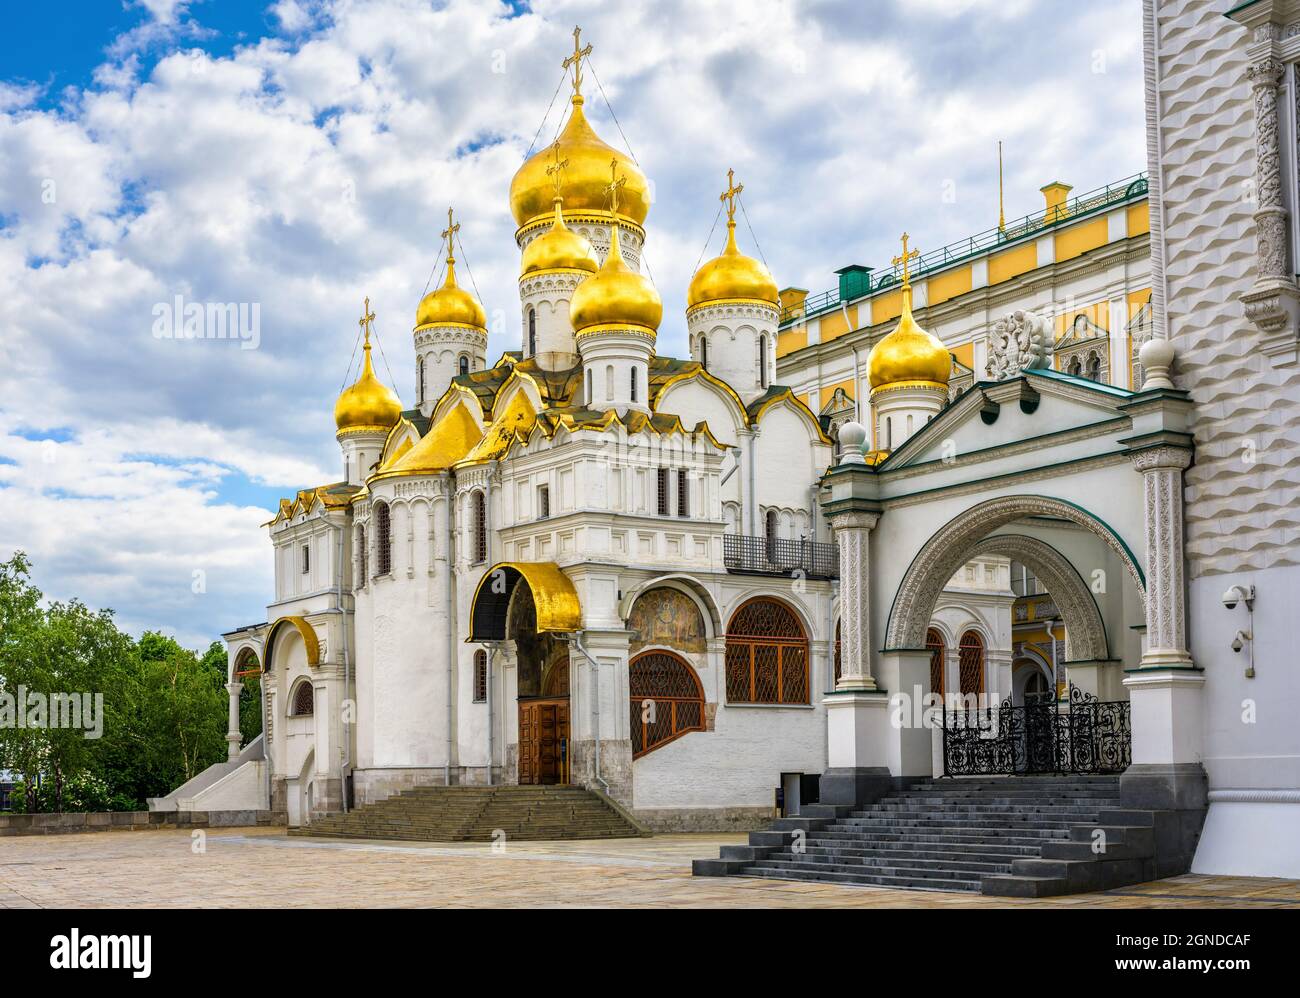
[742,862,980,892]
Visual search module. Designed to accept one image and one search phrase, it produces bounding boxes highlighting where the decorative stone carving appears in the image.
[1129,445,1194,667]
[884,495,1147,651]
[985,309,1053,380]
[833,510,879,690]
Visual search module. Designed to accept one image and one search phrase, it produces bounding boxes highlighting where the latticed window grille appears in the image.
[959,630,985,698]
[927,628,946,697]
[677,469,689,518]
[375,502,392,576]
[629,651,705,757]
[656,467,669,515]
[725,598,809,704]
[473,650,487,703]
[357,526,367,587]
[291,681,315,716]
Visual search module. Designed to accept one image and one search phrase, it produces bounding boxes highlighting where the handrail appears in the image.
[780,173,1149,327]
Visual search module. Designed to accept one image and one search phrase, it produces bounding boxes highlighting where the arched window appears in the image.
[459,354,469,377]
[605,364,614,401]
[699,335,709,370]
[725,597,809,704]
[958,630,985,699]
[527,307,537,356]
[764,508,779,560]
[629,651,705,757]
[758,335,768,388]
[586,368,593,404]
[417,356,425,403]
[885,416,893,450]
[375,501,392,576]
[1086,352,1102,382]
[630,366,638,403]
[473,650,488,703]
[471,490,487,564]
[357,526,367,588]
[290,680,315,716]
[926,627,945,698]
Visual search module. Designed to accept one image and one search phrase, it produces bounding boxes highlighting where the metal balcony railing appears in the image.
[780,173,1149,327]
[723,534,839,579]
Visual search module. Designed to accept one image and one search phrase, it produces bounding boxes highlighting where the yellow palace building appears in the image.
[776,175,1154,448]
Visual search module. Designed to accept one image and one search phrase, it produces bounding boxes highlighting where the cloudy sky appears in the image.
[0,0,1145,649]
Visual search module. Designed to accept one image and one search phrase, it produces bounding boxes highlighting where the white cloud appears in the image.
[0,0,1145,646]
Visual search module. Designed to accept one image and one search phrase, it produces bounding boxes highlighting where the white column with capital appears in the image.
[834,510,879,692]
[225,680,243,761]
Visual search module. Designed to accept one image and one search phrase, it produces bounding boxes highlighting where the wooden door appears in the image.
[518,698,569,785]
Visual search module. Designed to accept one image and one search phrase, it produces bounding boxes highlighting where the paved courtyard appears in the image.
[1,828,1297,908]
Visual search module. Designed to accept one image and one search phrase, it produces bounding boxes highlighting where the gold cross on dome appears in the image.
[893,232,919,288]
[359,296,376,346]
[563,25,593,98]
[546,143,569,200]
[605,157,627,215]
[720,168,744,224]
[441,207,460,263]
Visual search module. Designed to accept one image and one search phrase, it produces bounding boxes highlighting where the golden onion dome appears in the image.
[688,221,779,309]
[510,97,650,228]
[335,335,402,433]
[867,286,952,392]
[521,198,599,278]
[415,256,487,331]
[570,226,662,335]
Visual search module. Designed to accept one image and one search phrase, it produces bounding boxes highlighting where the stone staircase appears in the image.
[289,784,648,843]
[693,775,1177,896]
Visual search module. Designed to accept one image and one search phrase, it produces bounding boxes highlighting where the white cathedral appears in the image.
[152,18,1300,892]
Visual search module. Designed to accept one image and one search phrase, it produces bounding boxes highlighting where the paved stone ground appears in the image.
[1,828,1297,908]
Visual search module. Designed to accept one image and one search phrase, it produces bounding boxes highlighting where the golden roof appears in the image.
[867,234,951,392]
[510,97,650,228]
[468,561,582,638]
[375,402,483,479]
[335,325,402,434]
[520,198,599,278]
[458,388,538,466]
[688,220,778,309]
[415,256,487,330]
[570,225,662,335]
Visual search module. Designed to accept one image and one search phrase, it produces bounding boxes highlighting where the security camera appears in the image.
[1222,584,1255,611]
[1231,629,1252,653]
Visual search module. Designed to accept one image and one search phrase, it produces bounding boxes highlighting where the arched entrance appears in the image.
[883,501,1138,777]
[468,562,583,787]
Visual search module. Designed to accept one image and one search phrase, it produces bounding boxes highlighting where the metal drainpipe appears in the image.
[485,460,498,786]
[445,473,456,787]
[336,524,351,812]
[260,636,271,812]
[850,341,862,423]
[569,632,609,794]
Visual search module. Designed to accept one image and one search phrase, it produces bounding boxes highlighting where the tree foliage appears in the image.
[0,552,232,812]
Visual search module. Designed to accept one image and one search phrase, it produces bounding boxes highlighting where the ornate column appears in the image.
[225,679,243,760]
[1131,445,1194,669]
[1119,380,1206,815]
[1239,37,1300,356]
[833,510,879,691]
[818,423,893,806]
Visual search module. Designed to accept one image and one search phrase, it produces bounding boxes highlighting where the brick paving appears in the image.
[1,828,1297,908]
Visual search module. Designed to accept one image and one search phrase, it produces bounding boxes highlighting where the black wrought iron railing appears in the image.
[723,534,839,579]
[942,685,1131,776]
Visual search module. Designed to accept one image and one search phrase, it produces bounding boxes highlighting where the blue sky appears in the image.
[0,0,1146,649]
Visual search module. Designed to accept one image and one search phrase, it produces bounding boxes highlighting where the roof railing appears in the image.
[780,173,1148,327]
